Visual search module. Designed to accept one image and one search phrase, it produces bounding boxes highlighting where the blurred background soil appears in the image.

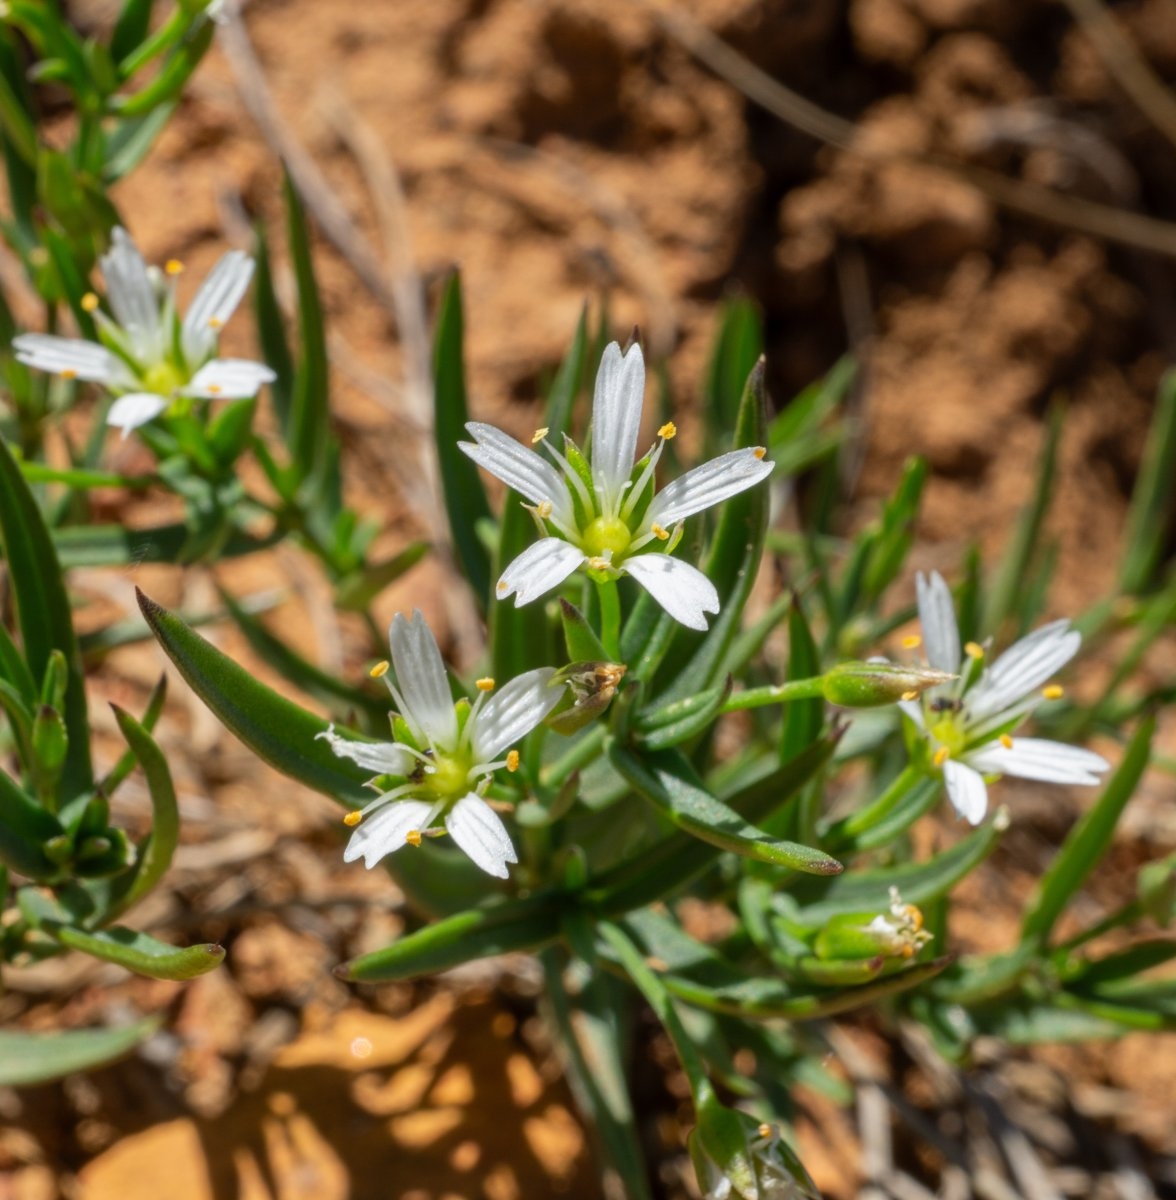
[3,0,1176,1197]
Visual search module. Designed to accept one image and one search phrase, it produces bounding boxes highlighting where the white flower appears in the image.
[318,610,563,878]
[12,228,274,436]
[901,571,1109,824]
[460,341,774,631]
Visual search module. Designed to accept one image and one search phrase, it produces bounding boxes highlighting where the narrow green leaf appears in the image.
[560,598,608,662]
[0,435,91,797]
[0,768,61,878]
[1120,370,1176,593]
[608,742,841,875]
[252,220,295,430]
[103,103,175,182]
[104,707,179,920]
[99,674,166,795]
[779,597,823,762]
[335,541,429,612]
[45,923,224,980]
[111,0,156,66]
[52,522,279,568]
[0,619,37,703]
[433,272,492,607]
[339,893,563,981]
[0,1018,161,1087]
[1021,715,1155,947]
[703,297,762,457]
[633,677,731,750]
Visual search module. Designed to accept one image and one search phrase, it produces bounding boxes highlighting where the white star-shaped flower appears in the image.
[901,570,1109,824]
[460,341,774,631]
[13,228,275,436]
[319,611,563,878]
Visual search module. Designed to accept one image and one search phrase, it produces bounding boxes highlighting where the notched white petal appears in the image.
[916,571,961,674]
[12,334,115,383]
[624,553,719,631]
[101,227,160,342]
[445,794,518,879]
[460,422,571,522]
[186,358,276,399]
[646,446,773,527]
[472,667,561,762]
[943,758,988,825]
[182,250,255,363]
[389,610,459,751]
[107,392,170,437]
[497,538,585,607]
[316,723,414,777]
[590,341,645,511]
[967,737,1109,786]
[967,621,1080,721]
[344,799,434,869]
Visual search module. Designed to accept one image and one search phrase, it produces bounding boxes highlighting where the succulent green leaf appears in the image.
[44,922,224,980]
[0,1018,161,1087]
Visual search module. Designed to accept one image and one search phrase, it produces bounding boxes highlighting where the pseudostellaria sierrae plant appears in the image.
[901,570,1109,823]
[460,340,774,630]
[13,228,274,436]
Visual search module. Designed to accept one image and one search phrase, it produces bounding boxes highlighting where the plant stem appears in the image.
[826,762,925,843]
[721,676,827,713]
[540,727,605,790]
[596,577,621,661]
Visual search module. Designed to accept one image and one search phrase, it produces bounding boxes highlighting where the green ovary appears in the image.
[422,751,473,801]
[583,516,632,559]
[141,360,186,398]
[929,716,967,757]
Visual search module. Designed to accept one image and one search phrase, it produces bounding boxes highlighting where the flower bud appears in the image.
[689,1097,818,1200]
[821,661,955,708]
[813,887,933,962]
[546,661,626,735]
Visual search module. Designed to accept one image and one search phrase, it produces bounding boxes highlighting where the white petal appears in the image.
[496,538,585,607]
[966,621,1080,723]
[12,334,115,383]
[106,392,169,436]
[943,758,988,825]
[646,447,773,527]
[101,228,161,346]
[898,699,925,728]
[624,553,720,631]
[590,342,645,512]
[185,358,275,399]
[472,667,561,762]
[460,423,573,524]
[182,250,255,364]
[389,610,458,751]
[966,738,1109,786]
[445,794,517,879]
[343,799,434,868]
[316,724,415,777]
[916,571,960,674]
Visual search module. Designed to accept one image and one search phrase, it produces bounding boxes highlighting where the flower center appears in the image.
[421,750,471,801]
[583,516,631,559]
[141,360,186,397]
[929,715,967,757]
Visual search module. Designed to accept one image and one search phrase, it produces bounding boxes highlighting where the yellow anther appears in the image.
[651,523,670,541]
[165,259,184,276]
[207,384,222,395]
[965,641,985,660]
[1000,733,1014,750]
[901,944,915,959]
[658,421,677,440]
[531,427,549,444]
[476,677,495,692]
[753,446,767,460]
[405,829,423,847]
[901,635,922,649]
[933,746,950,767]
[757,1123,773,1139]
[905,904,924,931]
[370,660,390,678]
[60,368,77,380]
[497,581,509,595]
[506,749,520,772]
[901,689,919,702]
[343,811,362,827]
[1042,684,1064,700]
[536,500,553,519]
[81,292,99,312]
[207,316,224,330]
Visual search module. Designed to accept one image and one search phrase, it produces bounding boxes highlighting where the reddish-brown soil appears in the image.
[4,0,1176,1197]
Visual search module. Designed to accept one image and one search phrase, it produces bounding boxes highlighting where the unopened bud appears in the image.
[546,661,627,735]
[814,887,933,961]
[821,661,955,708]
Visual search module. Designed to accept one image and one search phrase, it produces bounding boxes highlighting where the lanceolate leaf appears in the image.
[44,923,224,981]
[0,435,91,798]
[433,272,492,607]
[0,1018,161,1087]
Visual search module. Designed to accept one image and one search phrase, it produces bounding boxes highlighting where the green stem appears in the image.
[1056,899,1144,955]
[540,727,605,790]
[825,762,925,844]
[596,577,621,661]
[599,920,712,1103]
[721,676,827,713]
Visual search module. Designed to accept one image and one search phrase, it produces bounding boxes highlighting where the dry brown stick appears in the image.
[1059,0,1176,156]
[650,2,1176,261]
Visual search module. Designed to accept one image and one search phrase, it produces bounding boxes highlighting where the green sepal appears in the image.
[560,598,608,662]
